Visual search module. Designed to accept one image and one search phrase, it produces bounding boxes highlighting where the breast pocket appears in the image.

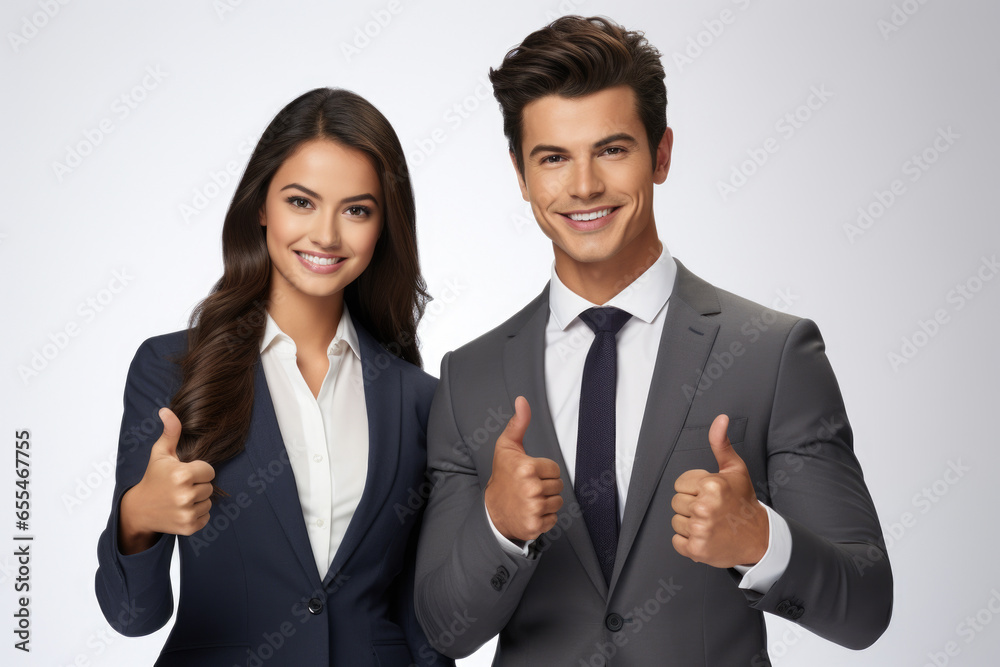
[672,416,748,452]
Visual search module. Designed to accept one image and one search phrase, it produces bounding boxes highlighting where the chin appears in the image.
[560,238,625,264]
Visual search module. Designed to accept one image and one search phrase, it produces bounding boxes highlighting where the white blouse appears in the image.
[258,306,369,577]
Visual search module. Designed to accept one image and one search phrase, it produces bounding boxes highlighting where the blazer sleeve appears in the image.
[394,509,456,667]
[94,337,180,637]
[744,318,893,649]
[413,351,541,659]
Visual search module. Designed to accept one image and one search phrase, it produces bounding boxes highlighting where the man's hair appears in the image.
[489,15,668,175]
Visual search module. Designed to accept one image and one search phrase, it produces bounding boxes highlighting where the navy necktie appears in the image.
[575,306,631,585]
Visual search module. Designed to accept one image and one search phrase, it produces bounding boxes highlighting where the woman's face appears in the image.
[260,138,383,303]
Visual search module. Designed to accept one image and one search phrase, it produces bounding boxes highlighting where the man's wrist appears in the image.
[484,498,533,558]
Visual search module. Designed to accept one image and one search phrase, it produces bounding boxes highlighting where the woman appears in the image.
[95,88,453,667]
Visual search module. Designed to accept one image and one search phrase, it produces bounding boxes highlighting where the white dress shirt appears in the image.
[487,244,791,593]
[259,305,369,578]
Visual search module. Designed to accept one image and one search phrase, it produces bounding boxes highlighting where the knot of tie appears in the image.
[579,307,631,336]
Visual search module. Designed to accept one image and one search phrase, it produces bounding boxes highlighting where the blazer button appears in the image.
[490,575,503,591]
[307,598,324,615]
[605,613,624,632]
[791,605,805,620]
[776,600,791,615]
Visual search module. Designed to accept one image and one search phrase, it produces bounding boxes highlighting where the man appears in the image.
[415,16,891,666]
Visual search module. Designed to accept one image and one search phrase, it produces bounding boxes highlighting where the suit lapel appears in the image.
[609,259,721,593]
[326,323,401,584]
[246,359,324,589]
[246,324,402,589]
[502,287,610,599]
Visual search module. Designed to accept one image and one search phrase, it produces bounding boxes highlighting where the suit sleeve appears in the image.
[746,318,893,649]
[94,338,179,637]
[392,371,455,667]
[413,352,541,659]
[394,510,456,667]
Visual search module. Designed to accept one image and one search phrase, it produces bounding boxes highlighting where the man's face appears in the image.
[514,85,672,272]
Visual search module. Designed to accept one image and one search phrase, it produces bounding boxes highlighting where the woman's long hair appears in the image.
[168,88,427,477]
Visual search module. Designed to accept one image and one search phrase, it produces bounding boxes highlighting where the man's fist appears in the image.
[485,396,564,544]
[670,414,768,568]
[118,407,216,554]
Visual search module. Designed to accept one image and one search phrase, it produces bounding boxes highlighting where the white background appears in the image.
[2,1,998,665]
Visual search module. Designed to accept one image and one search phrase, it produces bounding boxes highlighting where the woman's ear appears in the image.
[258,209,266,227]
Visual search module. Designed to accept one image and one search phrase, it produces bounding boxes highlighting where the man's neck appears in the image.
[554,235,663,305]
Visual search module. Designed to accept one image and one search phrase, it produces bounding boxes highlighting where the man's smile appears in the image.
[558,205,622,231]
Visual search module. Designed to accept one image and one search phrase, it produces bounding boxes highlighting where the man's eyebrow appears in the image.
[527,133,640,159]
[280,183,322,200]
[528,144,569,159]
[594,133,639,149]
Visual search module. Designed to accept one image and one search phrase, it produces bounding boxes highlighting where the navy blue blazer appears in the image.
[95,323,454,667]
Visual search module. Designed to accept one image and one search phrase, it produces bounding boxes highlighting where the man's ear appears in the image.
[509,151,530,202]
[653,127,673,185]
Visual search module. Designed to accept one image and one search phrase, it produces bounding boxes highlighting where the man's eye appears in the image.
[604,146,624,156]
[542,155,564,164]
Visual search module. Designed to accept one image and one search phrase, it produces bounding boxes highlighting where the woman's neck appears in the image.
[266,284,344,356]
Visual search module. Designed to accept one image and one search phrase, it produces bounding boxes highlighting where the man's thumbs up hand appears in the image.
[670,414,768,569]
[485,397,564,544]
[709,413,749,475]
[118,408,216,555]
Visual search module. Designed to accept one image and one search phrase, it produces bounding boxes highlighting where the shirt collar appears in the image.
[259,303,362,360]
[548,241,677,331]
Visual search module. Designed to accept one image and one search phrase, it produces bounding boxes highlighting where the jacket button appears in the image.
[776,600,791,615]
[307,598,324,615]
[791,605,805,620]
[605,613,624,632]
[490,575,503,591]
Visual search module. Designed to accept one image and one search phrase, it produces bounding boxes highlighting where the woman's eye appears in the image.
[287,196,311,209]
[346,205,371,217]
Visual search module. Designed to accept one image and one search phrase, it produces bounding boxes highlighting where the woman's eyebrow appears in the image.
[280,183,322,200]
[340,193,379,207]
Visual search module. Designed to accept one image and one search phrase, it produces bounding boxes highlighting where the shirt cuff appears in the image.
[733,502,792,594]
[484,499,534,558]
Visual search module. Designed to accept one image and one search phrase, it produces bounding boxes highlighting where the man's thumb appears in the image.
[708,414,744,473]
[152,407,182,459]
[500,396,532,452]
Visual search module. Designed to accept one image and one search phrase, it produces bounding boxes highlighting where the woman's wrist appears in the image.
[117,485,159,555]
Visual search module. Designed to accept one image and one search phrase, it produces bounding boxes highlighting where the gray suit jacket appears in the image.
[414,259,892,666]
